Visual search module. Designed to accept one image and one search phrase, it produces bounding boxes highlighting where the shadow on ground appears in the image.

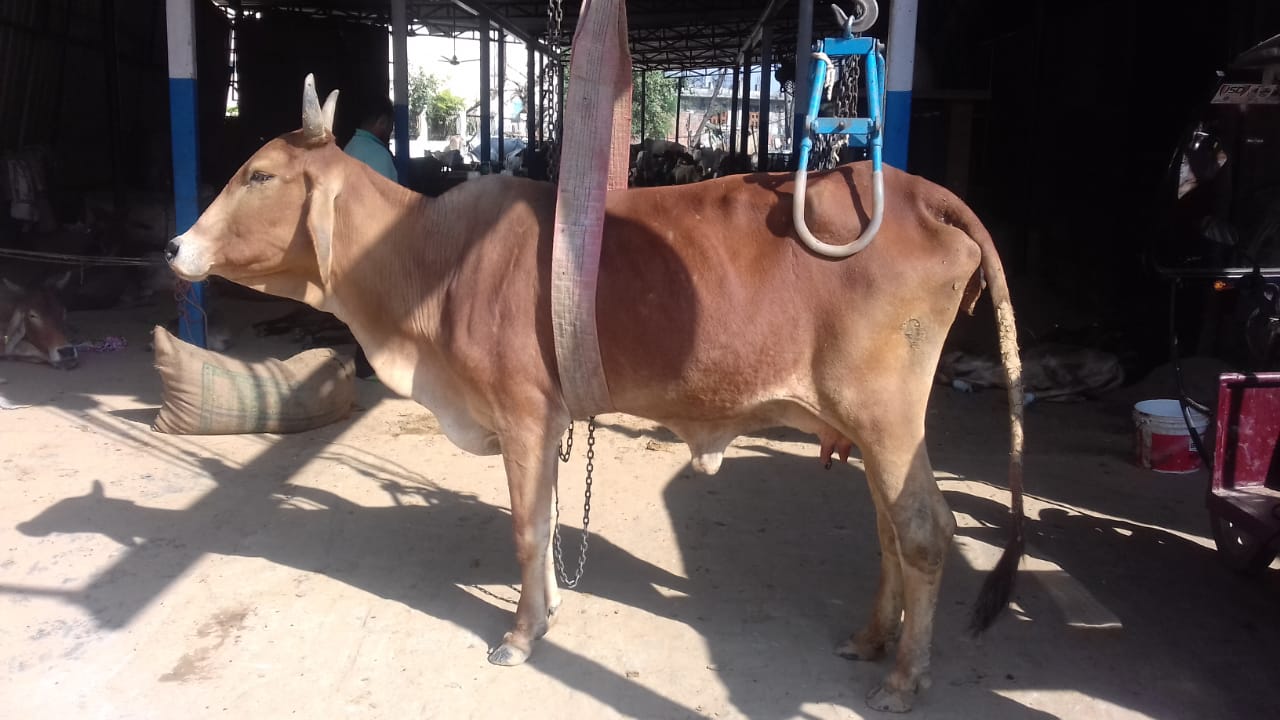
[5,360,1280,717]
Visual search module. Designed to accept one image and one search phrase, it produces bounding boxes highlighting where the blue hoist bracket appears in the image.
[792,1,888,258]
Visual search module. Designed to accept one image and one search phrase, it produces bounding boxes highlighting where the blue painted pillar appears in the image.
[165,0,206,348]
[885,0,918,170]
[391,0,410,178]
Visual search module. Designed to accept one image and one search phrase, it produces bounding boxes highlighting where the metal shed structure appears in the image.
[5,0,1280,359]
[155,0,912,345]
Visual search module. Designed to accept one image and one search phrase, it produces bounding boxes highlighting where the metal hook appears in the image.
[831,0,880,38]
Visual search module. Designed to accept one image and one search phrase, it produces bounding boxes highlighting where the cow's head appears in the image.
[1,271,78,369]
[166,74,344,303]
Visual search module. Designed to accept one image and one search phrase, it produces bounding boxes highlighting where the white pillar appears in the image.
[885,0,918,169]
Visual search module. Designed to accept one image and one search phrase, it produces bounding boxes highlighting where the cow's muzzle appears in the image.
[53,345,79,370]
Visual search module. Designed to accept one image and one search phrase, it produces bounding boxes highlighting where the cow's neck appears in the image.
[323,170,472,409]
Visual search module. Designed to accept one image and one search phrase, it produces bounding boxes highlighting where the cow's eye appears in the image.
[27,311,39,321]
[249,171,273,185]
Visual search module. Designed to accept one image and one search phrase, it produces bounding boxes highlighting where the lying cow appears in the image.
[166,76,1024,713]
[1,271,78,369]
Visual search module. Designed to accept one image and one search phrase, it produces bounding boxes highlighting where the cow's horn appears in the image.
[321,89,339,134]
[302,73,326,141]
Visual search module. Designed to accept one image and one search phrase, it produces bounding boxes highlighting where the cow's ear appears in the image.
[307,184,336,285]
[4,309,26,355]
[1,277,22,295]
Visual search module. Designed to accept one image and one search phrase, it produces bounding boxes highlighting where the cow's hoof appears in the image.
[487,642,530,666]
[835,636,885,662]
[866,684,914,713]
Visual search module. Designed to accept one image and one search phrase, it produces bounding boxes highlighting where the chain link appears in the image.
[553,416,595,589]
[556,422,573,462]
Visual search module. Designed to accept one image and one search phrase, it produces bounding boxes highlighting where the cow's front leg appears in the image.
[488,425,560,666]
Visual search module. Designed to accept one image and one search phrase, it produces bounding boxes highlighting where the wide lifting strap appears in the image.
[551,0,632,418]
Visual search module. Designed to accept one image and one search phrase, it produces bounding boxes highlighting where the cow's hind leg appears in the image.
[858,427,956,713]
[835,496,903,661]
[488,425,560,666]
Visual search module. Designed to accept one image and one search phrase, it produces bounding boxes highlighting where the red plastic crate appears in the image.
[1207,372,1280,572]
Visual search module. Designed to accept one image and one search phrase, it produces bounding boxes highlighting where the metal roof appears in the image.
[214,0,851,70]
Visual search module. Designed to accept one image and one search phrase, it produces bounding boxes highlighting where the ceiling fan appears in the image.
[440,16,480,65]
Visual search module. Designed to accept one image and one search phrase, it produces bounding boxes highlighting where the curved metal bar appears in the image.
[792,48,885,258]
[793,167,884,258]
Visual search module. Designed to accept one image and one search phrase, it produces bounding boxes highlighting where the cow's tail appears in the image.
[950,202,1026,636]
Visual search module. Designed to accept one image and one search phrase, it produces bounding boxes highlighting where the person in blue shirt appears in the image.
[343,95,399,378]
[344,95,398,183]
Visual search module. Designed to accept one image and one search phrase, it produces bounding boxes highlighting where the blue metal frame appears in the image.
[794,35,886,174]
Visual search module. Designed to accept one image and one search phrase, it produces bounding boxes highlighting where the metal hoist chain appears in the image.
[817,55,861,170]
[553,417,595,589]
[544,0,564,182]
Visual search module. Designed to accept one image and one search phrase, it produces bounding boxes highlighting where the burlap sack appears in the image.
[152,325,355,435]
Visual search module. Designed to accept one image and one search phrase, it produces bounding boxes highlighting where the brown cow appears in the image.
[1,272,78,369]
[165,76,1024,713]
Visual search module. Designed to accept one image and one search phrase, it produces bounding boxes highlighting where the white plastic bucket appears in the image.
[1133,399,1210,473]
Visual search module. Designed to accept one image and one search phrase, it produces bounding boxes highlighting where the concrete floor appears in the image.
[1,301,1278,719]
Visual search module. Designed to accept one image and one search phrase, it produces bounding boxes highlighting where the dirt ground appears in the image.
[1,299,1278,720]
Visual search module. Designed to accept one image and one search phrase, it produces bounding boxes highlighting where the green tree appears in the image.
[407,69,440,138]
[631,71,678,141]
[407,69,468,140]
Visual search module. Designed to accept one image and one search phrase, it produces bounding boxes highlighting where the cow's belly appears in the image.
[632,382,843,476]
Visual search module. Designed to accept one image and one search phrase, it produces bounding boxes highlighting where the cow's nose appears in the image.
[54,346,79,369]
[164,237,181,263]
